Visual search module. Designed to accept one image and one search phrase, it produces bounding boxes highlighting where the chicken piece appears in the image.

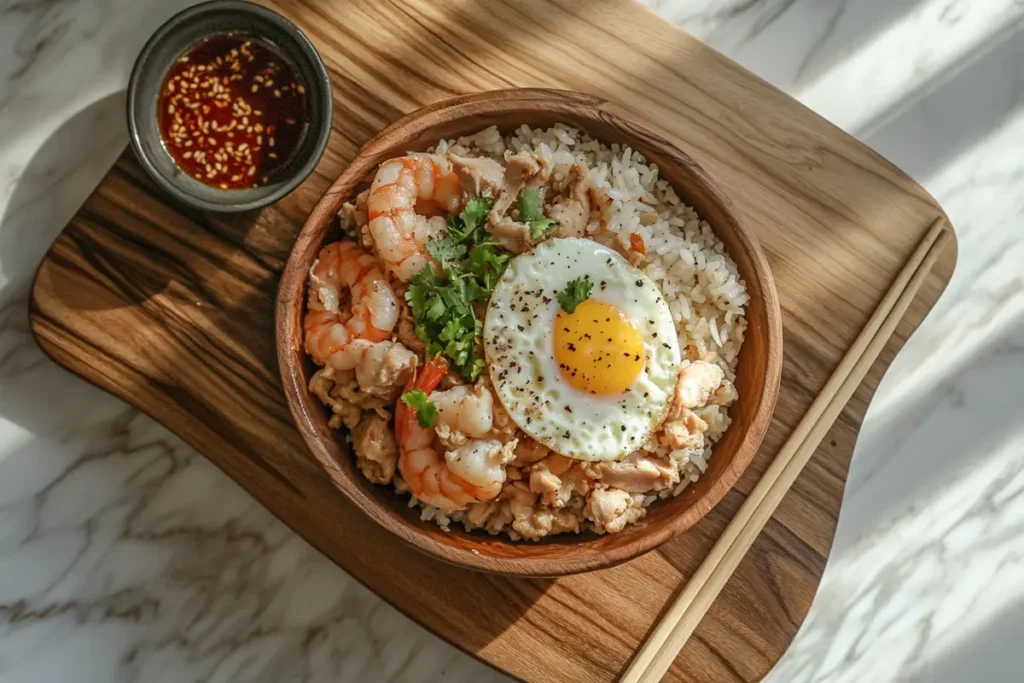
[658,408,709,451]
[358,221,376,252]
[435,422,468,450]
[709,378,737,406]
[513,437,551,466]
[339,188,370,232]
[585,451,678,493]
[505,482,580,540]
[395,303,426,355]
[449,153,506,199]
[529,456,590,508]
[669,361,726,415]
[309,367,388,430]
[538,453,573,475]
[586,488,646,534]
[505,481,539,533]
[535,507,580,538]
[465,499,515,535]
[548,163,591,238]
[488,216,533,254]
[351,412,399,484]
[530,467,560,498]
[588,186,614,234]
[653,361,722,450]
[353,341,418,401]
[487,387,519,443]
[484,152,551,254]
[490,152,547,218]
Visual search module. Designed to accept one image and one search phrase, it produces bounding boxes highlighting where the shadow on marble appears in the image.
[651,0,930,92]
[911,590,1024,682]
[0,92,127,296]
[859,17,1024,182]
[832,309,1024,552]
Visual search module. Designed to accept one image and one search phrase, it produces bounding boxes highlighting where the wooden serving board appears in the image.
[29,1,957,681]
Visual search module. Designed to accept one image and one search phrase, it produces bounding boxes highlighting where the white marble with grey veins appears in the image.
[1,0,1022,681]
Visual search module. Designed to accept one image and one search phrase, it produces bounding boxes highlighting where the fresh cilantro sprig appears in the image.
[557,276,593,314]
[400,389,438,428]
[405,197,510,381]
[447,196,493,243]
[518,188,558,240]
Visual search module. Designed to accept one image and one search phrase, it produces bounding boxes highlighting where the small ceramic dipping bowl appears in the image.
[127,0,332,212]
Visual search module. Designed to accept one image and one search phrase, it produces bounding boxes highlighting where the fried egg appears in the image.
[484,237,681,461]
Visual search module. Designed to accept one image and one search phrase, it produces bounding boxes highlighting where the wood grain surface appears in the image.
[28,1,957,681]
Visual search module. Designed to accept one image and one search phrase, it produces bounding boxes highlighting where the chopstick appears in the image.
[621,217,951,683]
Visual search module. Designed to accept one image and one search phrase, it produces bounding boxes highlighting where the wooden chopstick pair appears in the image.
[621,217,952,683]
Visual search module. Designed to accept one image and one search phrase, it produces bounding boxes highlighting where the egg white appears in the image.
[483,237,681,462]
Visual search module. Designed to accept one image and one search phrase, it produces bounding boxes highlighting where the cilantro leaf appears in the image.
[401,389,438,428]
[518,188,545,221]
[529,217,557,241]
[426,234,467,271]
[403,196,508,382]
[518,188,558,241]
[448,197,493,243]
[461,197,492,233]
[557,276,594,314]
[468,357,487,380]
[405,281,429,314]
[468,243,510,292]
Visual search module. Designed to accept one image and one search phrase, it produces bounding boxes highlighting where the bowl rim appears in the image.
[276,88,783,576]
[126,0,333,213]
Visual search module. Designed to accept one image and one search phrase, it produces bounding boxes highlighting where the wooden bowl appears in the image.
[276,89,782,576]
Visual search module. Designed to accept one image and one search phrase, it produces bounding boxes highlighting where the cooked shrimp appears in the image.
[367,153,463,281]
[304,241,400,368]
[396,358,513,512]
[432,383,494,438]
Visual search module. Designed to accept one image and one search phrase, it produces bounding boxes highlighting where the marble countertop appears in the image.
[1,0,1022,681]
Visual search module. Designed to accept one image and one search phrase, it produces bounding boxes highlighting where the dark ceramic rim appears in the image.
[126,0,332,213]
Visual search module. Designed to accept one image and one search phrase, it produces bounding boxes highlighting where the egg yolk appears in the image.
[554,299,644,395]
